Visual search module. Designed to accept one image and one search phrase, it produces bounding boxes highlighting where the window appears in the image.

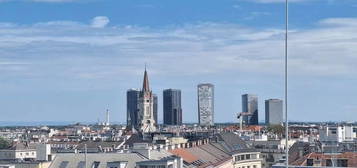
[246,154,251,159]
[107,161,127,168]
[251,154,257,159]
[92,161,100,168]
[326,159,332,167]
[241,155,245,160]
[306,159,314,166]
[235,156,240,161]
[337,159,348,167]
[247,166,250,168]
[253,165,257,168]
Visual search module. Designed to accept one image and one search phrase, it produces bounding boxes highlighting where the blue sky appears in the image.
[1,0,357,124]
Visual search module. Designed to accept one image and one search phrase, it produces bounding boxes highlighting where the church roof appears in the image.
[142,69,150,92]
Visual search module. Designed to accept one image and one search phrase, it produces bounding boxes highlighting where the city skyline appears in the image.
[1,0,357,123]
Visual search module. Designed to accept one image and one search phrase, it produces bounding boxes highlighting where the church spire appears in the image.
[142,66,150,92]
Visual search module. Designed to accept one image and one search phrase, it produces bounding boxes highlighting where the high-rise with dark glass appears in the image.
[242,94,258,125]
[198,83,214,126]
[265,99,283,125]
[153,94,158,125]
[127,89,140,128]
[163,89,182,125]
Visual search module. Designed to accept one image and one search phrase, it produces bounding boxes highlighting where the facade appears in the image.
[0,165,15,168]
[319,125,357,143]
[153,94,158,125]
[0,143,52,162]
[163,89,182,125]
[265,99,283,125]
[242,94,258,126]
[0,143,37,161]
[197,83,214,126]
[287,152,357,167]
[127,89,140,128]
[232,151,263,168]
[136,156,183,168]
[138,69,157,133]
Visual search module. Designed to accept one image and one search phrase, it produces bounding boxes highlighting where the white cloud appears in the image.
[0,17,357,79]
[319,18,357,26]
[244,11,271,20]
[1,17,357,122]
[90,16,110,28]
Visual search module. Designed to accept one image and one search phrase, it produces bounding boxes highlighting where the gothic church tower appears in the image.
[138,68,156,133]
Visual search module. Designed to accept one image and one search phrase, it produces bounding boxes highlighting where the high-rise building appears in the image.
[163,89,182,125]
[137,69,156,133]
[265,99,283,125]
[242,94,258,125]
[197,83,214,126]
[153,94,158,125]
[127,89,140,128]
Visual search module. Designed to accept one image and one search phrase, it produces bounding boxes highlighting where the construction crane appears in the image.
[237,112,251,132]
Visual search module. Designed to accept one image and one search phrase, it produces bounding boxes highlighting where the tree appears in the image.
[0,137,11,149]
[267,124,284,137]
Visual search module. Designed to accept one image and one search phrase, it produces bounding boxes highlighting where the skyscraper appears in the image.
[242,94,258,125]
[197,83,214,126]
[127,89,140,128]
[153,94,158,125]
[265,99,283,125]
[137,68,156,133]
[163,89,182,125]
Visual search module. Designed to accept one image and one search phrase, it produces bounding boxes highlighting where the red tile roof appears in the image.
[169,148,199,163]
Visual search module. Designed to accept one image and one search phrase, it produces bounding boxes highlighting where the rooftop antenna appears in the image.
[284,0,289,167]
[106,109,110,126]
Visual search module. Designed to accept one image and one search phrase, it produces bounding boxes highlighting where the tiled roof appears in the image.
[169,148,199,163]
[198,143,230,160]
[7,142,36,150]
[216,132,248,152]
[123,134,151,147]
[291,152,357,167]
[76,141,123,149]
[49,153,146,168]
[169,143,233,168]
[149,150,174,160]
[186,147,220,163]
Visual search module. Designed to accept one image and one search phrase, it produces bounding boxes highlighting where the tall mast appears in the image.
[106,109,110,126]
[285,0,289,167]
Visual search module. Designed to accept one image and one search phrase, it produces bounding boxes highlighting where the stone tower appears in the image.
[138,68,156,133]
